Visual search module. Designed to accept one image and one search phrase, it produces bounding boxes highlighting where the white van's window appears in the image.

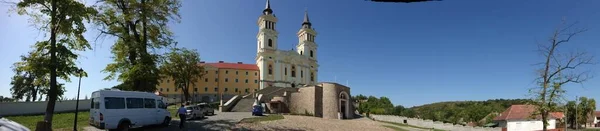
[105,97,125,109]
[144,98,156,108]
[157,100,165,108]
[92,98,100,109]
[126,98,144,109]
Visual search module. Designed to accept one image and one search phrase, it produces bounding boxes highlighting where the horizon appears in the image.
[1,0,600,109]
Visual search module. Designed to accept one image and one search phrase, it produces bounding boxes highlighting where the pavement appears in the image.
[84,111,257,131]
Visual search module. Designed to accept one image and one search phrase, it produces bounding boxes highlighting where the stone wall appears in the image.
[0,100,91,116]
[321,83,352,119]
[370,115,501,131]
[289,87,316,116]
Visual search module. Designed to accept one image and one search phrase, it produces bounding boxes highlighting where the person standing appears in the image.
[177,104,187,129]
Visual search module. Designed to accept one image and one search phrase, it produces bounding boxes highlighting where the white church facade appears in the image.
[256,0,319,89]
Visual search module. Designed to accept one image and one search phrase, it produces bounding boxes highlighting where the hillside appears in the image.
[407,99,532,125]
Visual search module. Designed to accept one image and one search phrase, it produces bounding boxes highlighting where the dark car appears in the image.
[252,105,263,116]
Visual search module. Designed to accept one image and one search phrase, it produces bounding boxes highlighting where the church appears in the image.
[255,0,319,89]
[158,0,354,119]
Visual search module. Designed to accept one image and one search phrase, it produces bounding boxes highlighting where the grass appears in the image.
[239,114,284,123]
[584,129,600,131]
[4,111,89,131]
[382,125,409,131]
[378,120,446,131]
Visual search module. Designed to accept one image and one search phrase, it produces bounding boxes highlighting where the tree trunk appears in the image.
[42,0,58,128]
[542,111,548,131]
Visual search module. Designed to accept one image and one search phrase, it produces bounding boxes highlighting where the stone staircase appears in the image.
[230,97,255,112]
[228,86,300,112]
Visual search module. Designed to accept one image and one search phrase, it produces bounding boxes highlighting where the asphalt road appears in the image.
[84,111,257,131]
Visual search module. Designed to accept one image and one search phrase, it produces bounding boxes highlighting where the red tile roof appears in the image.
[494,105,562,121]
[595,111,600,117]
[201,61,259,71]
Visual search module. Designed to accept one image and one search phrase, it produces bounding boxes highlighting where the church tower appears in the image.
[256,0,278,53]
[296,10,317,60]
[296,10,319,85]
[256,0,279,89]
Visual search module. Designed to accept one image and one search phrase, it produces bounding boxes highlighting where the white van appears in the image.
[89,90,171,130]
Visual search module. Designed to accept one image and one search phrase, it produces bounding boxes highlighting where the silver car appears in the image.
[197,103,215,116]
[184,105,204,120]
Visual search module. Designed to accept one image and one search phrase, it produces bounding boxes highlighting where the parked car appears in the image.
[252,105,263,116]
[0,116,30,131]
[197,103,214,116]
[89,90,171,130]
[184,105,205,120]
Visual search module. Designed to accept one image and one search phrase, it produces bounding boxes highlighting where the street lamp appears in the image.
[73,68,83,131]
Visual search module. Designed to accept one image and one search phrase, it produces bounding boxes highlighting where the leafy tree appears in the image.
[11,0,96,128]
[566,101,577,128]
[529,21,593,131]
[159,47,204,102]
[576,97,596,128]
[95,0,182,92]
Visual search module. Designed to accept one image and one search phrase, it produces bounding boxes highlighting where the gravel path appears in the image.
[236,115,403,131]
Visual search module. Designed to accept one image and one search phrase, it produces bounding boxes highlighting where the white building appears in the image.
[255,0,319,89]
[494,105,564,131]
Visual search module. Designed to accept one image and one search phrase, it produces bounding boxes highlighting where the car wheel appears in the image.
[118,121,130,131]
[162,117,170,126]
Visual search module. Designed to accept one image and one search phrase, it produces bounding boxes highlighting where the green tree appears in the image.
[159,47,204,102]
[95,0,182,92]
[566,101,577,128]
[12,0,96,128]
[529,21,593,131]
[577,97,596,128]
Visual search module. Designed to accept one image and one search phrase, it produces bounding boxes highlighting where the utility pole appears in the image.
[576,96,578,130]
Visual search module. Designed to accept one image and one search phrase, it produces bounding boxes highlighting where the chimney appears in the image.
[237,62,243,64]
[218,61,224,63]
[199,61,205,63]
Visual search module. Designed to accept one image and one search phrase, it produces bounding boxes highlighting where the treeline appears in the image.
[354,94,532,126]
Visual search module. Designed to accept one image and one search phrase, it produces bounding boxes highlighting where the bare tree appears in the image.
[530,20,594,131]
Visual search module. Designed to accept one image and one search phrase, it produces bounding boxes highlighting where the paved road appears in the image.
[84,111,257,131]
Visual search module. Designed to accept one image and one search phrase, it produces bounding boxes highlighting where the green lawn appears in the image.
[584,129,600,131]
[239,114,284,123]
[4,111,89,131]
[378,120,445,131]
[382,125,409,131]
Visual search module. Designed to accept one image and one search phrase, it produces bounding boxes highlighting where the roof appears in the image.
[201,61,259,71]
[493,105,561,121]
[595,111,600,117]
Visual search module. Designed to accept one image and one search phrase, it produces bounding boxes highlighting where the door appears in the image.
[155,100,168,124]
[144,98,159,124]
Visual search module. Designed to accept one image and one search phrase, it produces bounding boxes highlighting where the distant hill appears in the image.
[407,99,532,126]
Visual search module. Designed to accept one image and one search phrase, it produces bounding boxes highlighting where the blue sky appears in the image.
[1,0,600,108]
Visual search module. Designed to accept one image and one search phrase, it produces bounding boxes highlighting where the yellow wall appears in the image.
[158,68,260,97]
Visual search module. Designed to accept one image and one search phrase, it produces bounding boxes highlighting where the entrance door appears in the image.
[340,100,347,119]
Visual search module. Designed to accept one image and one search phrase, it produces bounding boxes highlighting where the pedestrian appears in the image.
[177,104,187,129]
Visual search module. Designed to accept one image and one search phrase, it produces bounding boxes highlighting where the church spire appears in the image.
[302,9,312,29]
[263,0,273,15]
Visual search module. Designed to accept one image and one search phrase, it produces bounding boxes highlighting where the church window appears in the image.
[300,51,303,55]
[284,67,287,75]
[301,70,303,78]
[225,78,228,82]
[268,65,273,75]
[311,72,314,81]
[225,70,228,74]
[268,39,273,47]
[291,66,296,77]
[310,50,314,57]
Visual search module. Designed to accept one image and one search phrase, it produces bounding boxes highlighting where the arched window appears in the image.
[310,50,314,57]
[291,66,296,77]
[310,72,314,81]
[268,39,273,47]
[268,65,273,75]
[340,93,347,99]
